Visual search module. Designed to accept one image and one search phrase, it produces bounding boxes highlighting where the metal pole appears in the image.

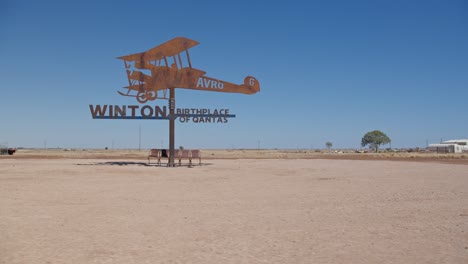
[169,88,175,167]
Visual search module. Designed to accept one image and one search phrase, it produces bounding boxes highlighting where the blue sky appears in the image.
[1,0,467,149]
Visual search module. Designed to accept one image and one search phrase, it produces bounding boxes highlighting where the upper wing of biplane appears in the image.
[117,37,199,62]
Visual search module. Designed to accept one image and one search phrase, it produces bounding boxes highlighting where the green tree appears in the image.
[325,141,333,152]
[179,146,184,151]
[361,130,391,152]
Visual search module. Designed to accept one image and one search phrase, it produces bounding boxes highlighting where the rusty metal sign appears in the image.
[117,37,260,103]
[90,37,260,166]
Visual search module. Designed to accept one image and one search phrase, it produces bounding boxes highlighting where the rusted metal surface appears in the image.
[118,37,199,62]
[117,37,260,103]
[117,37,259,167]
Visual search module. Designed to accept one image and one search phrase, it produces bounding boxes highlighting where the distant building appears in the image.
[428,139,468,153]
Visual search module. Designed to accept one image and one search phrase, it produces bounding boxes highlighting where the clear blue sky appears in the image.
[1,0,467,149]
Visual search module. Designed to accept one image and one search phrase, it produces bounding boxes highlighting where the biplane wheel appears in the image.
[146,91,157,101]
[137,92,148,103]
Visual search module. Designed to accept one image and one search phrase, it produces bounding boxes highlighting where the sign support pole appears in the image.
[169,87,175,167]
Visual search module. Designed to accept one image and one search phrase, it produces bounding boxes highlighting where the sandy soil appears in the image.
[1,157,467,263]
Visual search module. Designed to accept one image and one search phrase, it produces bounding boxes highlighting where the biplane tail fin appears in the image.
[243,76,260,94]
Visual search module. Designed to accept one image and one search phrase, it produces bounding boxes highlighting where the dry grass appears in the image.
[3,148,468,164]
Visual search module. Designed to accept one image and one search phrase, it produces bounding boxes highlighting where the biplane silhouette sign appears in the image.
[89,37,260,123]
[118,37,259,103]
[90,37,260,166]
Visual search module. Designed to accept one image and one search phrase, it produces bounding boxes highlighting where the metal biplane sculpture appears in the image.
[112,37,259,167]
[117,37,260,102]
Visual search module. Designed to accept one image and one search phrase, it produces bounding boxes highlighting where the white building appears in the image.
[428,139,468,153]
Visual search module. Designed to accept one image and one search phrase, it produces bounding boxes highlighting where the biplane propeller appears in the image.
[117,37,260,103]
